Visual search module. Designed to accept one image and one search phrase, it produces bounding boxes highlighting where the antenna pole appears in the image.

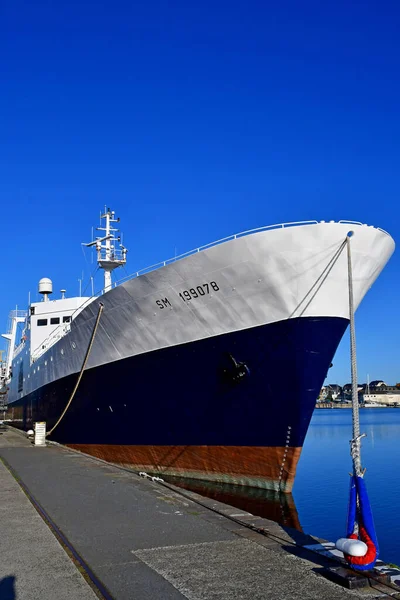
[104,210,112,291]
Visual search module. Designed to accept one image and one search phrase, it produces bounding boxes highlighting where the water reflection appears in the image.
[164,476,302,531]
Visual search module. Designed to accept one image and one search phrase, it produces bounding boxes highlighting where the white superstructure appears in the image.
[30,294,91,359]
[0,208,129,384]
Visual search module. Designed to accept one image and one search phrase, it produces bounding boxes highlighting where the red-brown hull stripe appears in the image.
[67,444,302,492]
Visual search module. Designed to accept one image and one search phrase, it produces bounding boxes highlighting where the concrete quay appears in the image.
[0,426,397,600]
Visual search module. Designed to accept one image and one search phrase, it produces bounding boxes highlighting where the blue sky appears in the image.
[1,0,399,385]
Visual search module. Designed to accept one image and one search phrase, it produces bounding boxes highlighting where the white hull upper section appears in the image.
[6,221,395,402]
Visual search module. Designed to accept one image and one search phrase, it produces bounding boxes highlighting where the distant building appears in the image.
[317,380,400,405]
[363,379,400,405]
[318,384,342,402]
[370,380,386,388]
[342,383,363,401]
[327,384,342,398]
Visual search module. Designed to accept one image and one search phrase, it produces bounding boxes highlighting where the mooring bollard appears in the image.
[34,421,46,446]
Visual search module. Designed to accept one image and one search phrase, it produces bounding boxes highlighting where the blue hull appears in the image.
[8,316,348,490]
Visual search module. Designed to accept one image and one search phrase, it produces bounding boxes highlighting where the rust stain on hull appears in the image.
[67,444,302,492]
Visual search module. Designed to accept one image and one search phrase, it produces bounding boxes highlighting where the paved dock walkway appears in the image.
[0,432,97,600]
[0,427,395,599]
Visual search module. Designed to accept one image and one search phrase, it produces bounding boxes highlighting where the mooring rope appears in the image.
[46,302,104,437]
[332,233,379,571]
[346,234,365,477]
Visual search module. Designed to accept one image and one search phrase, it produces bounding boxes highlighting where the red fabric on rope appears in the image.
[344,527,377,566]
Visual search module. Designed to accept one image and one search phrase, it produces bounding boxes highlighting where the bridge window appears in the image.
[50,317,60,325]
[63,316,71,323]
[37,319,48,326]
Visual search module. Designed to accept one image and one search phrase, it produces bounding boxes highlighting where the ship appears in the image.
[0,210,395,492]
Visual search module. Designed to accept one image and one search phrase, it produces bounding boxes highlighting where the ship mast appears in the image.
[83,208,127,293]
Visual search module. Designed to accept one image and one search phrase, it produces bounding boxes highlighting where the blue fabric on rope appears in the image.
[346,476,357,537]
[346,475,379,571]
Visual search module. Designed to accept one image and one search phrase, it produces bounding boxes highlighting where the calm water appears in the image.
[170,407,400,565]
[294,408,400,564]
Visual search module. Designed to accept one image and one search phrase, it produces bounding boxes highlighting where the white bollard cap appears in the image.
[336,538,368,557]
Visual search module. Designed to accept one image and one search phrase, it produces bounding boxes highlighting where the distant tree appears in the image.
[396,383,400,389]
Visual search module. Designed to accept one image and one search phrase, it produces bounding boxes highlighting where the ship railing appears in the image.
[29,218,392,362]
[112,221,318,286]
[98,247,126,262]
[112,219,391,288]
[29,220,317,360]
[338,220,391,237]
[4,310,28,335]
[8,310,28,320]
